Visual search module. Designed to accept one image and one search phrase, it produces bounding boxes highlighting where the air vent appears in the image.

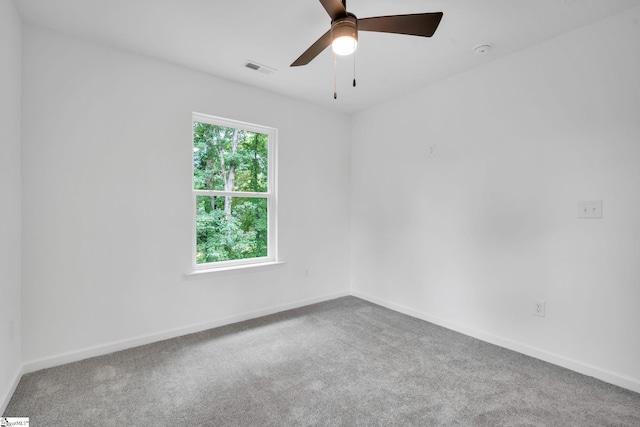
[243,60,276,75]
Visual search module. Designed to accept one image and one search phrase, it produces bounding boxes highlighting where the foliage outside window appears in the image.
[192,113,277,269]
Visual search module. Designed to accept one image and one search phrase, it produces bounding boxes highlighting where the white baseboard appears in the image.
[1,364,23,416]
[11,288,640,407]
[22,290,349,375]
[352,290,640,394]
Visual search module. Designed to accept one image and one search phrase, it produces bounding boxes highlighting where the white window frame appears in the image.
[190,112,278,273]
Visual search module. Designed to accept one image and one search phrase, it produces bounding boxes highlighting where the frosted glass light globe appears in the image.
[332,36,357,56]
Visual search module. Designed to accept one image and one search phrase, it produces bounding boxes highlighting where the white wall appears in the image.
[21,25,351,364]
[0,0,22,413]
[351,6,640,391]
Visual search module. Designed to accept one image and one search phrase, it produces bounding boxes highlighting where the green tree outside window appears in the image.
[193,120,271,264]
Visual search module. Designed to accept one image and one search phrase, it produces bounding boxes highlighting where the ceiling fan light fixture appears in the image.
[289,1,443,68]
[331,15,358,56]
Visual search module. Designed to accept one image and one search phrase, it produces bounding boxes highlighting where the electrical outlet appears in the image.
[304,267,310,278]
[533,300,546,317]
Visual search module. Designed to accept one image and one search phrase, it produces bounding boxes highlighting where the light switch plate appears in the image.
[577,200,602,218]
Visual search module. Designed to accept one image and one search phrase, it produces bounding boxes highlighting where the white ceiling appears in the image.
[13,0,640,113]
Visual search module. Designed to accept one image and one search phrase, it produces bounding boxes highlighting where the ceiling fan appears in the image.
[291,0,443,67]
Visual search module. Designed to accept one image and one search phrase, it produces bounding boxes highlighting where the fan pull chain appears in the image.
[353,50,357,87]
[334,53,338,99]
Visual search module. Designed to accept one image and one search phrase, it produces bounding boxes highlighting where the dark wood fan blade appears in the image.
[358,12,443,37]
[319,0,347,21]
[291,29,332,67]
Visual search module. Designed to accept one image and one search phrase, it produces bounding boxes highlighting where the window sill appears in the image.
[184,261,286,281]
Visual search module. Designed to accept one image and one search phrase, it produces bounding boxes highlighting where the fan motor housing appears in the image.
[331,13,358,42]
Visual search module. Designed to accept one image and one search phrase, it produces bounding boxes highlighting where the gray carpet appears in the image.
[5,296,640,426]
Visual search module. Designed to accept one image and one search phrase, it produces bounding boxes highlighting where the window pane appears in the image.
[193,122,268,192]
[196,195,268,264]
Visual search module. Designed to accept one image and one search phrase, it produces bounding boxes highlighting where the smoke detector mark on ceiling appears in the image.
[243,61,277,75]
[473,44,491,56]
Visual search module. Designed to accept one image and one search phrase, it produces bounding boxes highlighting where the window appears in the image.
[192,113,277,271]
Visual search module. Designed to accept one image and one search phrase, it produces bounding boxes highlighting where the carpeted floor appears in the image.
[5,296,640,426]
